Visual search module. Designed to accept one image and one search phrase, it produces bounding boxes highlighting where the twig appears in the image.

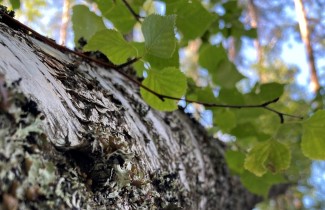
[0,11,303,123]
[121,0,143,22]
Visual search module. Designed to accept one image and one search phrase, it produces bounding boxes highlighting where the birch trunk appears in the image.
[59,0,71,45]
[0,21,261,210]
[294,0,320,92]
[246,0,266,83]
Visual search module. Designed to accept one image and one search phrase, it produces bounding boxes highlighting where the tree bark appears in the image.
[293,0,320,93]
[0,21,261,209]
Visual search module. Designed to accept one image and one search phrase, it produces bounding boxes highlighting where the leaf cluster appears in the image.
[70,0,325,197]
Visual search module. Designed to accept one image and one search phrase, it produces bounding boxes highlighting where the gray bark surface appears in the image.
[0,22,261,210]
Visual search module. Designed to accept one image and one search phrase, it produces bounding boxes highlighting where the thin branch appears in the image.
[121,0,143,22]
[0,11,303,123]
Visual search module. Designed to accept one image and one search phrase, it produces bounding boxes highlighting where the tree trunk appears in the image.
[59,0,71,45]
[0,21,261,209]
[246,0,267,83]
[293,0,320,93]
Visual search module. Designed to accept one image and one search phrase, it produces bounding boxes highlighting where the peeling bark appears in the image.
[0,22,261,209]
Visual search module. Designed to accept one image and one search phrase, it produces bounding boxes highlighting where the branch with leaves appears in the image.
[2,2,325,199]
[0,8,301,123]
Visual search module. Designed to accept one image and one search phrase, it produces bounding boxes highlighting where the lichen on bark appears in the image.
[0,19,261,210]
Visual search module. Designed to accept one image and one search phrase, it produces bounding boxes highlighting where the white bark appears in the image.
[294,0,320,92]
[0,22,260,209]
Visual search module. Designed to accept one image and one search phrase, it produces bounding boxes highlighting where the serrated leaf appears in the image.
[94,0,143,34]
[225,150,245,174]
[240,171,285,197]
[84,29,137,65]
[165,0,215,40]
[302,110,325,160]
[131,42,146,76]
[72,5,106,45]
[140,67,187,111]
[142,14,176,58]
[244,139,291,176]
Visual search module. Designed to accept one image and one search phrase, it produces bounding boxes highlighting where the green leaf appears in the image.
[140,67,187,111]
[144,46,179,69]
[249,82,284,104]
[94,0,143,34]
[240,171,285,197]
[244,139,291,176]
[213,109,236,132]
[213,60,244,88]
[302,110,325,160]
[165,0,215,40]
[142,14,176,58]
[9,0,20,9]
[186,86,216,103]
[199,44,227,70]
[83,29,137,65]
[132,59,146,77]
[244,28,257,38]
[222,1,241,13]
[199,44,243,88]
[225,150,245,174]
[218,88,245,105]
[72,5,106,45]
[230,122,271,142]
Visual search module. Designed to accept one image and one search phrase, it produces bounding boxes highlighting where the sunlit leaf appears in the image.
[140,67,187,111]
[84,29,137,64]
[94,0,144,34]
[142,14,176,58]
[72,5,106,45]
[302,110,325,160]
[165,0,215,40]
[244,138,291,176]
